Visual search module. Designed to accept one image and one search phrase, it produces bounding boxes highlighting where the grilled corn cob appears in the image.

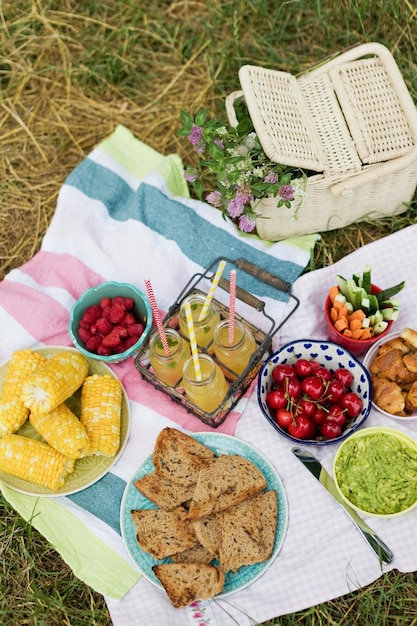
[29,403,90,459]
[0,349,47,436]
[21,350,89,415]
[80,374,122,457]
[0,434,75,490]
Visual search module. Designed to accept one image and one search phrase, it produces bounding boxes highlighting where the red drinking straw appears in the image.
[144,279,170,355]
[228,269,236,344]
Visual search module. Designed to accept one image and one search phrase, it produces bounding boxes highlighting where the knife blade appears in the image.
[291,446,394,565]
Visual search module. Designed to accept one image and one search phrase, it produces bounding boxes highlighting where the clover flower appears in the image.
[179,108,306,236]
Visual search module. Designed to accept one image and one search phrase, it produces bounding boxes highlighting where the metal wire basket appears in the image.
[134,257,299,428]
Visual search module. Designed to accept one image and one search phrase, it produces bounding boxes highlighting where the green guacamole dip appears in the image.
[335,432,417,515]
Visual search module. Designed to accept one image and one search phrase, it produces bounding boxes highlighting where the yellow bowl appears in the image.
[333,426,417,518]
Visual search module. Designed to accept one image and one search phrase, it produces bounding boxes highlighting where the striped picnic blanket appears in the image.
[0,125,317,603]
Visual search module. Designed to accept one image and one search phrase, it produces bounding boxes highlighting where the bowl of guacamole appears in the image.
[333,427,417,517]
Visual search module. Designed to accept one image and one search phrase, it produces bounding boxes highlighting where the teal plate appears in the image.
[0,346,130,497]
[120,432,289,598]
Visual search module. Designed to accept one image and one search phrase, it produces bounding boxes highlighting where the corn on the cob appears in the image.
[29,403,90,459]
[0,434,75,490]
[21,350,89,416]
[0,349,47,436]
[80,374,122,457]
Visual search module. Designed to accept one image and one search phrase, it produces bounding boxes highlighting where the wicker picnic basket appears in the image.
[226,42,417,241]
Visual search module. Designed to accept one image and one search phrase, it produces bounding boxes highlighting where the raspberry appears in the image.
[102,305,112,320]
[127,323,144,337]
[86,335,102,353]
[99,297,112,309]
[125,335,140,349]
[109,302,126,324]
[94,317,113,336]
[78,327,93,344]
[113,325,128,338]
[121,312,136,326]
[113,296,134,311]
[82,304,102,326]
[97,344,112,356]
[102,330,122,348]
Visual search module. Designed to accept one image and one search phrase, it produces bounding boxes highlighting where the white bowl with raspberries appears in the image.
[69,281,153,363]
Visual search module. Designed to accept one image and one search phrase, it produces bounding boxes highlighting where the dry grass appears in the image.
[1,0,417,624]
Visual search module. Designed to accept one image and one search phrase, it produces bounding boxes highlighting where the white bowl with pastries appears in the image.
[363,327,417,420]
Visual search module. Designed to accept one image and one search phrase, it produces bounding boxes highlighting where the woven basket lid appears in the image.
[238,65,326,172]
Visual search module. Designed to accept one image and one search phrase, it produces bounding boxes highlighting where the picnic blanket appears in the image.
[0,126,317,613]
[3,124,417,626]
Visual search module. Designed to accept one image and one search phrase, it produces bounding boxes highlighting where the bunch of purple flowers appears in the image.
[178,109,305,234]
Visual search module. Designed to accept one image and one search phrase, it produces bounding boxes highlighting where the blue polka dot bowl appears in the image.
[257,339,372,446]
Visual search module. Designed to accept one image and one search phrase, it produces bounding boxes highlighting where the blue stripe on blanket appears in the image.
[66,160,304,302]
[66,472,126,535]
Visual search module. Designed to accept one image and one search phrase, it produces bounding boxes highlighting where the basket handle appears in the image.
[225,90,244,128]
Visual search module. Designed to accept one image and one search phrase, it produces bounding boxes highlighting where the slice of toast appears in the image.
[172,542,215,564]
[131,506,197,560]
[193,513,222,558]
[218,490,277,572]
[153,563,225,608]
[187,454,267,520]
[134,470,196,510]
[152,427,216,486]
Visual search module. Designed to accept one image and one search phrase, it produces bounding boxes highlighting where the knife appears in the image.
[291,446,394,565]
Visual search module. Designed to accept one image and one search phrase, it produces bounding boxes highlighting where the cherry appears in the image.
[294,358,313,378]
[333,367,354,388]
[285,377,302,399]
[275,409,293,429]
[327,403,347,427]
[301,375,325,401]
[321,420,342,439]
[266,389,287,411]
[340,392,363,417]
[314,366,332,383]
[272,364,296,384]
[288,415,316,440]
[324,380,345,404]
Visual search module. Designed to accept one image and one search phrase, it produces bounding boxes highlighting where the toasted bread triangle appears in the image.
[153,563,225,608]
[187,454,267,520]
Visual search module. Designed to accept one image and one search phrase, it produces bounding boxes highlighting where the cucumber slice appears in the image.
[361,264,372,293]
[373,320,389,335]
[382,307,399,321]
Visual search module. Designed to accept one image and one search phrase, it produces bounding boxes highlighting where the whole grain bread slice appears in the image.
[131,506,197,560]
[134,470,196,510]
[152,427,216,486]
[187,454,267,520]
[218,490,277,572]
[153,563,225,608]
[193,513,222,558]
[172,541,215,564]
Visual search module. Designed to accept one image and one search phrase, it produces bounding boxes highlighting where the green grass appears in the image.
[1,0,417,624]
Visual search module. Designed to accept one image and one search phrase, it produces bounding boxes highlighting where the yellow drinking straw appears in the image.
[184,300,202,381]
[198,259,226,321]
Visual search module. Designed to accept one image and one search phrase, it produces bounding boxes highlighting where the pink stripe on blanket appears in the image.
[0,280,73,346]
[16,251,106,298]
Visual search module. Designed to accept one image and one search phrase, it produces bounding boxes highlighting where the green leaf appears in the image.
[195,109,207,126]
[179,110,193,126]
[208,141,224,159]
[193,179,203,200]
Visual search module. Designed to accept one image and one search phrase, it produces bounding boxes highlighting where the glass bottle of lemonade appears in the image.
[182,354,228,413]
[149,328,190,386]
[179,294,220,351]
[213,319,257,378]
